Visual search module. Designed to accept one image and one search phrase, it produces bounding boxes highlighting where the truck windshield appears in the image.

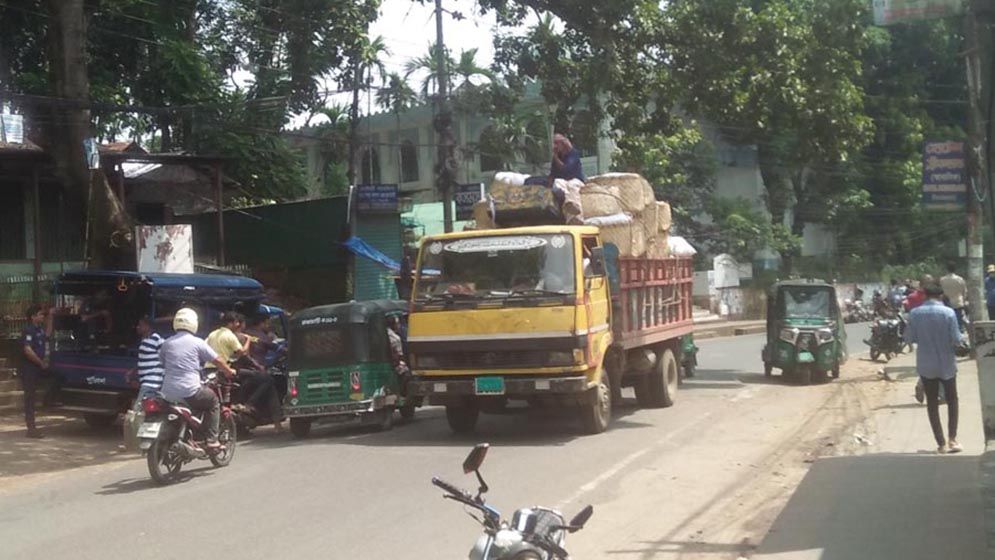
[782,288,832,319]
[415,234,576,300]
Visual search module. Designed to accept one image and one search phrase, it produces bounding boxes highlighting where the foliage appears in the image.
[612,126,716,238]
[704,197,800,263]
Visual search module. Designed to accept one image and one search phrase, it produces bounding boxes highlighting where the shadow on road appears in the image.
[96,466,217,496]
[753,453,987,560]
[0,413,133,481]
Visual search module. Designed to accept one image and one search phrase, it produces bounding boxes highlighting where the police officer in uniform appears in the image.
[19,304,53,439]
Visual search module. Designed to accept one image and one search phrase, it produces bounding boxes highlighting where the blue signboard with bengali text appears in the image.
[355,184,399,214]
[922,141,966,211]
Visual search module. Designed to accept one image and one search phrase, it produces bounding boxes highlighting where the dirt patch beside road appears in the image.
[0,413,134,492]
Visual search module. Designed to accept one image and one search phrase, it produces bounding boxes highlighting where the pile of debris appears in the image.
[472,172,672,258]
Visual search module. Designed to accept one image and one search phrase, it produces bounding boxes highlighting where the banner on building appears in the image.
[0,114,24,144]
[922,140,967,211]
[355,184,399,214]
[136,225,194,273]
[872,0,964,26]
[454,183,485,221]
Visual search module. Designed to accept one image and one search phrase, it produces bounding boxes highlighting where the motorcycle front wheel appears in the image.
[148,438,183,485]
[210,415,238,468]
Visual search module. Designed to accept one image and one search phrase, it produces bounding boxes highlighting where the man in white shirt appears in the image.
[939,262,967,330]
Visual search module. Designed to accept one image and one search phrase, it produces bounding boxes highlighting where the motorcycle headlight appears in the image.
[780,328,799,343]
[817,328,834,343]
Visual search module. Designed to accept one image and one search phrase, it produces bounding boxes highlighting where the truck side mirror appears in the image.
[587,247,606,278]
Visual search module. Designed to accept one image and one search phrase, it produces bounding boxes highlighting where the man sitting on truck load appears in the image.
[550,133,586,183]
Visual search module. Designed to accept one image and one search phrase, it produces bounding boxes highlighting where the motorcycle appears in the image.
[230,342,288,434]
[433,444,594,560]
[137,372,237,485]
[866,314,906,362]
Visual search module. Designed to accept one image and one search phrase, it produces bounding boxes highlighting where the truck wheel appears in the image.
[636,349,678,408]
[445,405,479,434]
[289,418,312,439]
[399,402,417,421]
[83,413,117,429]
[580,372,612,434]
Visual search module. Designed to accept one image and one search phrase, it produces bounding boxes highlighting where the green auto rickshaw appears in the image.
[283,300,420,438]
[761,280,847,385]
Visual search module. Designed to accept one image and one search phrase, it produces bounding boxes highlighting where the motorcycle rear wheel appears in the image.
[870,348,881,362]
[210,416,237,468]
[147,439,183,485]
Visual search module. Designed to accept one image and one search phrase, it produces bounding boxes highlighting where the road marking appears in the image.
[555,412,713,510]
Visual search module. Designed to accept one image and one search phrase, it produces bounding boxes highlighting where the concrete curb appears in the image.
[982,441,995,555]
[694,323,766,341]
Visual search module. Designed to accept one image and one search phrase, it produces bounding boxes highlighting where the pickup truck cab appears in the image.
[406,225,693,434]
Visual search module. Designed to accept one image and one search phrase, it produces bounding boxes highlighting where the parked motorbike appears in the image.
[866,314,906,362]
[433,444,594,559]
[137,372,237,485]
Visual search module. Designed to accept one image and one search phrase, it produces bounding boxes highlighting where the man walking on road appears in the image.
[904,284,963,454]
[18,305,52,439]
[940,261,967,329]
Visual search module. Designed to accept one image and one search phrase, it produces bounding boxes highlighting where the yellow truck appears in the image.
[405,225,694,434]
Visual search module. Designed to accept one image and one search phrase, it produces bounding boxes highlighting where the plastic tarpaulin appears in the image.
[342,236,399,272]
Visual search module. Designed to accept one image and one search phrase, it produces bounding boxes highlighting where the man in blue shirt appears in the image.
[550,134,586,183]
[904,284,963,453]
[18,305,52,438]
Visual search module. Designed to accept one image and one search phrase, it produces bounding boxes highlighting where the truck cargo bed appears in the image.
[611,256,694,350]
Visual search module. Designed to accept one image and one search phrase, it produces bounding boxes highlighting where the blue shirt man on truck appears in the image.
[550,133,586,183]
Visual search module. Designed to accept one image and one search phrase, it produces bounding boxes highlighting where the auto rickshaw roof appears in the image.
[291,299,407,326]
[769,279,835,292]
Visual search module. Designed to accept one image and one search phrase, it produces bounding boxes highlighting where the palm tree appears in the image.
[377,72,418,183]
[348,35,390,185]
[403,42,451,99]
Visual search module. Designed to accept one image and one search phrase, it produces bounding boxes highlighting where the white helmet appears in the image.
[173,308,199,334]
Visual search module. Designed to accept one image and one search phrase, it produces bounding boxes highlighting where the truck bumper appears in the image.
[407,375,590,405]
[284,395,395,419]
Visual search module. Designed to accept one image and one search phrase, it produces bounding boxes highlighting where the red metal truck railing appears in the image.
[615,256,694,348]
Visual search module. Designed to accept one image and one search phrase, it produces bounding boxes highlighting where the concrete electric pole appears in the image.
[434,0,456,233]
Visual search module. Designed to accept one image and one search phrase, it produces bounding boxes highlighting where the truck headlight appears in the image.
[780,328,799,343]
[817,328,834,343]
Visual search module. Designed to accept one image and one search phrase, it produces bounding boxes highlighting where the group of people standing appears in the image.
[16,305,283,443]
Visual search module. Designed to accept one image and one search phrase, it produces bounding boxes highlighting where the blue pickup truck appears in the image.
[49,271,286,428]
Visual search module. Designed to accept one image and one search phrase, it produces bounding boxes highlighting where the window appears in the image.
[400,140,419,183]
[0,184,26,260]
[360,147,381,184]
[570,110,598,158]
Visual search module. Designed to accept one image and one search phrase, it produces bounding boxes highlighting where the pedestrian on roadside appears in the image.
[985,264,995,320]
[904,274,934,312]
[904,284,963,454]
[940,261,967,330]
[18,304,53,439]
[132,316,165,407]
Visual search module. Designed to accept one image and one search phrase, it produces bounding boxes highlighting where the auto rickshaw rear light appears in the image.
[288,377,298,398]
[350,372,362,391]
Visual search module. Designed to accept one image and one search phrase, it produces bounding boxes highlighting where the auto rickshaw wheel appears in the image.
[796,366,812,386]
[764,362,773,377]
[446,404,479,434]
[832,363,840,379]
[372,406,395,431]
[289,418,312,439]
[399,402,417,421]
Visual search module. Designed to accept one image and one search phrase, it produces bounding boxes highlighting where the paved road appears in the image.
[0,324,872,560]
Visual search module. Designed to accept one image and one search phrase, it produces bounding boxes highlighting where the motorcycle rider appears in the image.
[159,308,235,449]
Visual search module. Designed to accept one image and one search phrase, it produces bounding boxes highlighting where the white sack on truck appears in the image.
[555,178,585,225]
[656,201,672,233]
[580,184,625,217]
[492,171,528,187]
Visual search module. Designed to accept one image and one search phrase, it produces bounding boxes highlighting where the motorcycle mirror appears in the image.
[463,443,490,474]
[568,505,594,532]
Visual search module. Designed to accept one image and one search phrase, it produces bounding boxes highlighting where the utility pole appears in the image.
[964,1,989,323]
[434,0,456,233]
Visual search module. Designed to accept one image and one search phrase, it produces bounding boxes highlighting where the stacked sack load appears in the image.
[581,173,670,258]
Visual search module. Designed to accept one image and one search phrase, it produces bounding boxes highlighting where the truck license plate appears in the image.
[475,377,505,395]
[137,421,161,439]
